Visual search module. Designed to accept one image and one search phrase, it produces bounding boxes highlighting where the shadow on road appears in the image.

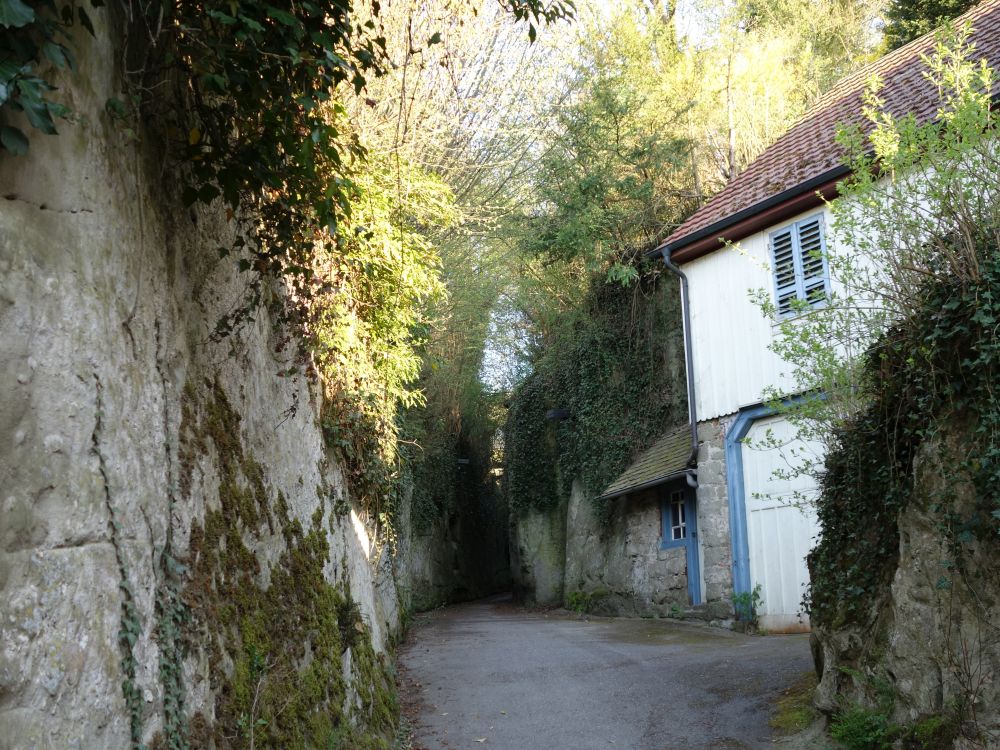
[398,595,814,750]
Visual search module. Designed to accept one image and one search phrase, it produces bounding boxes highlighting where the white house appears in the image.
[639,0,1000,631]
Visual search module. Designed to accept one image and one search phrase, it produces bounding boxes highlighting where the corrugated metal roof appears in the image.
[662,0,1000,255]
[597,426,692,501]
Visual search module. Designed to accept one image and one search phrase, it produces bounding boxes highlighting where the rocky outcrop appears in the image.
[811,426,1000,746]
[0,16,401,749]
[402,475,511,611]
[510,498,567,606]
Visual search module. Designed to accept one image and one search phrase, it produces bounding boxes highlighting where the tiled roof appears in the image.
[597,426,692,501]
[662,0,1000,255]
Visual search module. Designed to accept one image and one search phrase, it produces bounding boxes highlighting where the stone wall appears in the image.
[812,426,1000,745]
[0,16,402,749]
[563,481,689,616]
[512,420,736,622]
[695,419,734,611]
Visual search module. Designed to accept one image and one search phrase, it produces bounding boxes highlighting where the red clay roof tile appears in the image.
[663,0,1000,255]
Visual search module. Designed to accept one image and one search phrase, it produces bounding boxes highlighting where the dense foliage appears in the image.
[807,253,1000,627]
[0,0,82,153]
[883,0,978,49]
[757,30,1000,632]
[504,269,687,513]
[500,0,878,516]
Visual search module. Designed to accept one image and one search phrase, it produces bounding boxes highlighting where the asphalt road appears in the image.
[397,595,813,750]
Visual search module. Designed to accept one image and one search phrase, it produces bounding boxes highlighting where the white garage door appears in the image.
[741,415,822,632]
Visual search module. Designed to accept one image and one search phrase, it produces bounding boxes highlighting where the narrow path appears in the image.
[398,595,813,750]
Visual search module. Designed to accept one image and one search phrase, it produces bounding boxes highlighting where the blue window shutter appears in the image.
[796,217,827,305]
[770,227,797,316]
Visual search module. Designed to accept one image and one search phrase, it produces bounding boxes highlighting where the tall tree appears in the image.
[883,0,978,49]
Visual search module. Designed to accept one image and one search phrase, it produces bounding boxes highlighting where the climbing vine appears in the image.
[504,265,687,516]
[92,374,146,749]
[765,28,1000,630]
[0,0,87,153]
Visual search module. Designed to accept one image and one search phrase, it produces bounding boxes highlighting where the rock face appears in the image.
[812,427,1000,746]
[511,421,735,622]
[402,475,511,611]
[510,499,568,606]
[0,18,402,750]
[511,480,697,616]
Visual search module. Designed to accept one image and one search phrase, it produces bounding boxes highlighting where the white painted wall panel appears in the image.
[683,205,835,421]
[741,415,822,631]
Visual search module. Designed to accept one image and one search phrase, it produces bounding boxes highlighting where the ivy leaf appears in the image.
[239,15,264,32]
[207,9,236,24]
[17,85,59,134]
[198,184,220,204]
[265,5,297,26]
[427,31,441,46]
[78,7,95,36]
[0,63,20,106]
[0,0,35,28]
[200,73,227,93]
[43,43,73,70]
[0,125,28,155]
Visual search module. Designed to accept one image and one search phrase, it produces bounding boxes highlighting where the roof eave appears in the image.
[596,468,692,502]
[649,165,850,262]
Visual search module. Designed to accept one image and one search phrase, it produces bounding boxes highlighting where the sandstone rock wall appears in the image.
[812,426,1000,746]
[403,485,510,611]
[0,17,401,749]
[510,499,567,607]
[511,422,735,621]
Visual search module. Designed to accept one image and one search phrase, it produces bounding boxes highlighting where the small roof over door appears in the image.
[597,425,692,501]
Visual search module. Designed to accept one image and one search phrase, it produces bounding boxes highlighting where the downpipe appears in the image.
[658,244,699,487]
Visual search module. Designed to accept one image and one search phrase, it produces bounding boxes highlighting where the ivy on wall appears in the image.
[504,265,687,517]
[0,0,574,529]
[807,248,1000,629]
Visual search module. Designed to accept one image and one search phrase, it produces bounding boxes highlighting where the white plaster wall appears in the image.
[683,205,836,421]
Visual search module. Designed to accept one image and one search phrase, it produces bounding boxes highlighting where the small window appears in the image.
[769,214,830,318]
[660,489,695,551]
[670,492,686,540]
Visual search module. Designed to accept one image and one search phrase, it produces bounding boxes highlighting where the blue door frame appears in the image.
[660,484,702,605]
[725,397,817,596]
[724,404,775,597]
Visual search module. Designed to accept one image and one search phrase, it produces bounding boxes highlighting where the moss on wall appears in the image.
[153,377,397,749]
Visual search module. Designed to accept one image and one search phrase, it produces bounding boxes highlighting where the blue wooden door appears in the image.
[662,486,702,605]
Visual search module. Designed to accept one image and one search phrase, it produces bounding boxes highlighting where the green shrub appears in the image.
[566,591,591,613]
[829,706,895,750]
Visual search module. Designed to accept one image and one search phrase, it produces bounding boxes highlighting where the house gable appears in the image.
[657,0,1000,265]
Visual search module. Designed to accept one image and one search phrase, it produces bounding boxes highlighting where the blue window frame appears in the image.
[659,486,702,604]
[660,489,688,548]
[769,213,830,318]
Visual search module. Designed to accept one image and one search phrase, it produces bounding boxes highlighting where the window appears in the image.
[661,489,691,549]
[670,492,686,541]
[769,214,830,318]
